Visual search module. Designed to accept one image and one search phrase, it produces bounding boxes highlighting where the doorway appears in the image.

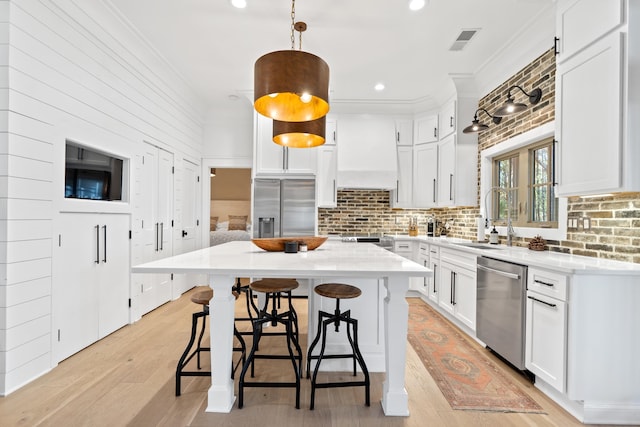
[208,168,252,246]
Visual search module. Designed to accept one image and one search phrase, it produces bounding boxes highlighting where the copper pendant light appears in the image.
[254,2,330,122]
[273,115,326,148]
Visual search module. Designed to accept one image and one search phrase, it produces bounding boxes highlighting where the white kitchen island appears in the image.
[132,240,431,416]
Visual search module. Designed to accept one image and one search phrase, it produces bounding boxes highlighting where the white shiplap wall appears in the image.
[0,0,205,394]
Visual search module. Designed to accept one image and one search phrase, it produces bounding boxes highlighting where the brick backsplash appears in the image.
[318,47,640,264]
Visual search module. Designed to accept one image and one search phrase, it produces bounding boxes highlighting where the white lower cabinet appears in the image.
[53,212,130,362]
[525,267,568,393]
[438,249,476,331]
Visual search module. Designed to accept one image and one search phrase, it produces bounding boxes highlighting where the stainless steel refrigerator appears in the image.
[253,178,316,238]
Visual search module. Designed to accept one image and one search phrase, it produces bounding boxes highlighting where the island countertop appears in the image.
[132,240,432,279]
[132,240,431,417]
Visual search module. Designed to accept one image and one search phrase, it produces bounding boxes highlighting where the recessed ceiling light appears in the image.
[230,0,247,9]
[374,83,385,91]
[409,0,426,11]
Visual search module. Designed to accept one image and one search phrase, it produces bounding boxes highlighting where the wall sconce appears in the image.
[462,108,502,134]
[493,85,543,117]
[210,168,216,177]
[273,116,326,148]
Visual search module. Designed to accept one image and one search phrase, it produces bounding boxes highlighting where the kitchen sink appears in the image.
[455,243,503,250]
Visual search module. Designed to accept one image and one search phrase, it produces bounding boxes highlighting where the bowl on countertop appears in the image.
[251,236,328,252]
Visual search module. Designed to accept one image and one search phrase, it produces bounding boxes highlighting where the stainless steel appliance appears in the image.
[253,178,316,238]
[341,235,394,251]
[476,256,528,370]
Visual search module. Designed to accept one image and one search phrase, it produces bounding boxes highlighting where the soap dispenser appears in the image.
[489,226,499,244]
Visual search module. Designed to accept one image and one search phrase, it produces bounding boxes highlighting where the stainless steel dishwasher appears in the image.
[476,256,528,370]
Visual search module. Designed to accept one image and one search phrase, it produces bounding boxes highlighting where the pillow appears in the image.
[210,216,219,231]
[228,215,248,231]
[217,221,229,231]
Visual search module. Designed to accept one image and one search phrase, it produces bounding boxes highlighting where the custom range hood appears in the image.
[336,115,398,189]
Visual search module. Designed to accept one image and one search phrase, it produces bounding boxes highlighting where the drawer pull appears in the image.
[534,279,554,287]
[528,295,557,308]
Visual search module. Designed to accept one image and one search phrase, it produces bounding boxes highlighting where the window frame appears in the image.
[480,121,567,242]
[490,137,558,229]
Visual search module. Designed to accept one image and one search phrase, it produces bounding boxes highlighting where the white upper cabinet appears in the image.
[414,113,439,144]
[437,136,456,207]
[254,114,317,175]
[413,142,438,208]
[325,116,337,145]
[556,0,624,62]
[395,119,413,146]
[391,145,413,208]
[555,0,640,196]
[317,144,337,208]
[438,99,456,140]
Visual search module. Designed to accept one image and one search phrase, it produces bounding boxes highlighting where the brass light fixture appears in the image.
[493,85,543,117]
[273,115,326,147]
[462,108,502,134]
[210,168,216,177]
[254,0,330,122]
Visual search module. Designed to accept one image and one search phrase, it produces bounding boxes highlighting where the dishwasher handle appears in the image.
[477,264,521,280]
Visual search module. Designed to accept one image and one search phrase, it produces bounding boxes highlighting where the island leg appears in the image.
[381,275,410,416]
[206,274,236,412]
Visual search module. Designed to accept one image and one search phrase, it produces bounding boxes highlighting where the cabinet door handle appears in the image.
[554,36,560,56]
[450,116,454,128]
[433,127,437,138]
[160,222,164,251]
[333,179,336,202]
[528,295,557,308]
[432,179,436,203]
[450,271,456,305]
[155,223,159,252]
[534,279,554,287]
[433,264,437,293]
[102,225,107,263]
[396,180,399,202]
[95,225,100,264]
[396,131,400,143]
[449,173,453,200]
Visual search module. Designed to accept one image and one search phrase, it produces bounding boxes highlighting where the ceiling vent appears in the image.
[449,29,480,51]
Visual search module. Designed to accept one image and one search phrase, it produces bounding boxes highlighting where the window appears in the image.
[490,137,557,228]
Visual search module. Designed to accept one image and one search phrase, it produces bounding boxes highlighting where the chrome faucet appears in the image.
[483,186,516,246]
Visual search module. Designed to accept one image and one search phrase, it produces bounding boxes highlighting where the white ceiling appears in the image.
[108,0,555,112]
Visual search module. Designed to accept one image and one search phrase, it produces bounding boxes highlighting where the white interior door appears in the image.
[54,214,100,362]
[180,158,199,254]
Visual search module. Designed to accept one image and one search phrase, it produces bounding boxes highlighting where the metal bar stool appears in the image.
[238,278,303,409]
[232,277,259,337]
[306,283,370,410]
[175,287,246,396]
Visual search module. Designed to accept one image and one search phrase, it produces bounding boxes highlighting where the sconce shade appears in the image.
[493,86,543,117]
[462,108,502,134]
[254,50,330,122]
[273,116,326,148]
[462,119,488,134]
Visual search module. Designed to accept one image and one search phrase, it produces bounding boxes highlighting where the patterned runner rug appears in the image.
[407,298,545,413]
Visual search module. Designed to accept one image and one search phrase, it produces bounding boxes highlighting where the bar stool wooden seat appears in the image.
[175,287,246,396]
[306,283,370,410]
[238,278,303,409]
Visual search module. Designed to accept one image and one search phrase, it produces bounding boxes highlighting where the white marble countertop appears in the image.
[390,234,640,276]
[132,240,432,278]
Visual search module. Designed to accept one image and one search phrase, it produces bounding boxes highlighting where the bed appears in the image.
[209,199,252,246]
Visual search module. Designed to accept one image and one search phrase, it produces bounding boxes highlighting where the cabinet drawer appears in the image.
[428,245,440,258]
[528,268,568,301]
[393,241,413,252]
[440,248,476,271]
[418,243,429,257]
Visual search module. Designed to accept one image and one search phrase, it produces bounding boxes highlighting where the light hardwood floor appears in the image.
[0,287,607,427]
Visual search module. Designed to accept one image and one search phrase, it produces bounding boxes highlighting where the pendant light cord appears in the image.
[290,0,296,49]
